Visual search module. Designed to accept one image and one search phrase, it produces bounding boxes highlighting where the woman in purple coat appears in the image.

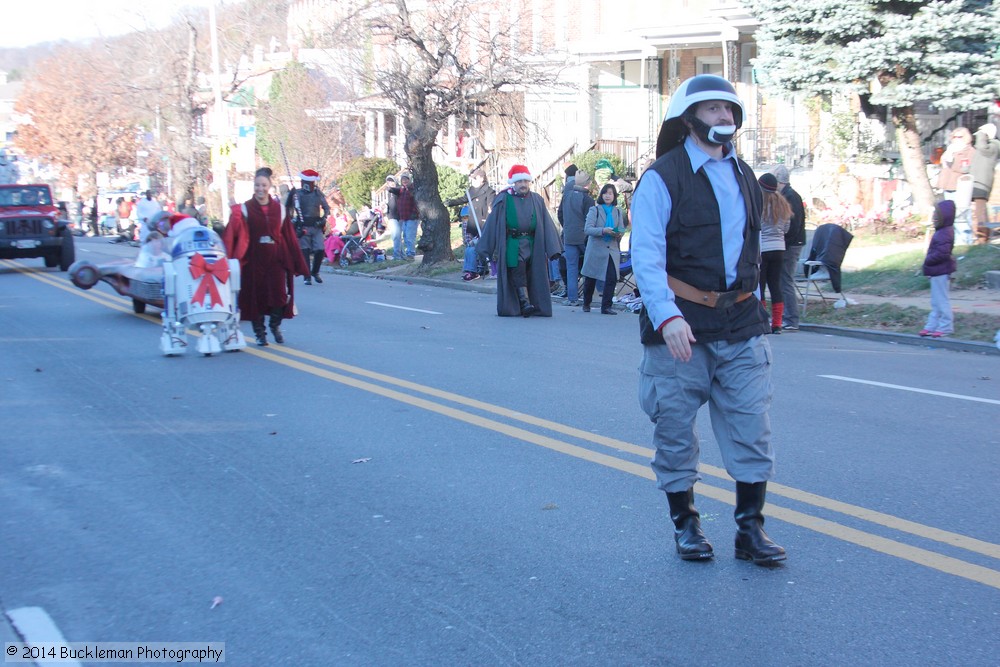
[919,200,957,338]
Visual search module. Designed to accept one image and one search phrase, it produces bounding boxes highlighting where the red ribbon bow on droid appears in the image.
[189,253,230,307]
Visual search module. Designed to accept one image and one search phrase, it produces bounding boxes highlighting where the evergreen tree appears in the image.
[749,0,1000,216]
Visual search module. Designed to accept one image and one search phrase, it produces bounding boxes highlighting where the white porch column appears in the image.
[394,114,405,164]
[376,112,386,158]
[365,111,376,158]
[576,62,593,149]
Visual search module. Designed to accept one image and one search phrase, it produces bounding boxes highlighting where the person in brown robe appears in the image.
[477,164,562,317]
[223,166,309,346]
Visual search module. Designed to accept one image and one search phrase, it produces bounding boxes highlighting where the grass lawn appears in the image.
[801,234,1000,343]
[802,302,1000,343]
[841,243,999,295]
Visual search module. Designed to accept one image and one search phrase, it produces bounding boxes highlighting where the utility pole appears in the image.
[208,0,229,222]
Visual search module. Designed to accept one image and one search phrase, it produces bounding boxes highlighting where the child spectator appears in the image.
[919,200,957,338]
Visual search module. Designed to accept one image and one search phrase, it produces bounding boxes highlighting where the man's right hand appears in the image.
[660,317,697,362]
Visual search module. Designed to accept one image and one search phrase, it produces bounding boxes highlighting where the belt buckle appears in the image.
[714,290,737,309]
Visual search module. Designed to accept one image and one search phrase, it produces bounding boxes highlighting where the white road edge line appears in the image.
[820,375,1000,405]
[6,607,83,667]
[366,301,442,315]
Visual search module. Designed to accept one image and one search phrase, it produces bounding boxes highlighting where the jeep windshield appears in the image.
[0,186,52,207]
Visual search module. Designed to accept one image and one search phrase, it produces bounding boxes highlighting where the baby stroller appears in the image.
[336,214,385,267]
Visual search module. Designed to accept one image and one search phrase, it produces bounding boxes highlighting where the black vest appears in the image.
[296,188,328,220]
[639,145,769,344]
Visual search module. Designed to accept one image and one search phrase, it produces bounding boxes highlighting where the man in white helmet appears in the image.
[631,74,785,566]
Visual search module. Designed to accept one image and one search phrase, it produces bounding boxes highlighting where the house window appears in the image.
[595,61,643,88]
[623,60,643,86]
[696,56,723,76]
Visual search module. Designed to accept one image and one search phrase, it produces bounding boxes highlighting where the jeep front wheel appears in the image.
[59,230,76,270]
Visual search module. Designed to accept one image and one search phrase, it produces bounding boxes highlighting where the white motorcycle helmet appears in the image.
[655,75,745,158]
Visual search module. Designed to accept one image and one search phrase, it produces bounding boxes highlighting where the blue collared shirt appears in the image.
[631,138,747,329]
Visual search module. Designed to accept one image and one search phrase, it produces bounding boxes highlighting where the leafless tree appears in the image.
[323,0,568,265]
[100,0,291,210]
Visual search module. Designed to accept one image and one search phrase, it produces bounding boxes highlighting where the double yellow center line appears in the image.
[10,260,1000,591]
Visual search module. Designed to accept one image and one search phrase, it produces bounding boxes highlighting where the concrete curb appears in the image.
[800,324,1000,355]
[329,266,637,310]
[327,265,998,352]
[329,267,497,294]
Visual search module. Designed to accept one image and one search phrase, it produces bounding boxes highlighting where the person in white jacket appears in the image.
[135,191,162,243]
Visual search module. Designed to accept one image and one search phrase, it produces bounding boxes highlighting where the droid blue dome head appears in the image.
[655,75,745,158]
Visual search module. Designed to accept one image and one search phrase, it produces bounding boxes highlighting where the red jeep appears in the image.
[0,183,75,270]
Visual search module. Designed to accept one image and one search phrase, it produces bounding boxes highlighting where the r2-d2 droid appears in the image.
[161,222,246,356]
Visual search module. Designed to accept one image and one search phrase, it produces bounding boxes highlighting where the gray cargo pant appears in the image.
[638,335,774,493]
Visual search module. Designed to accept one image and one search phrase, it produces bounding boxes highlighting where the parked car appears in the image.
[0,183,75,270]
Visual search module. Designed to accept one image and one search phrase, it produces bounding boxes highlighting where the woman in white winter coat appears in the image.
[580,184,628,313]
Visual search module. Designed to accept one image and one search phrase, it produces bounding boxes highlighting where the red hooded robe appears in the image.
[223,197,309,321]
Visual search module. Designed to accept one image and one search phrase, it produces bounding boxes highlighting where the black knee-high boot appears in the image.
[251,318,268,346]
[268,308,284,344]
[666,488,714,560]
[302,250,312,285]
[311,251,324,283]
[734,481,786,565]
[516,287,537,317]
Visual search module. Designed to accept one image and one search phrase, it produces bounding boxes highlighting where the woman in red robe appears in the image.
[223,166,309,346]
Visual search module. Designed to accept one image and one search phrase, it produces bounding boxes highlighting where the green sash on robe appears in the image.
[505,193,536,268]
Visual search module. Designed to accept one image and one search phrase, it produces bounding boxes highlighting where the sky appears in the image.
[0,0,189,49]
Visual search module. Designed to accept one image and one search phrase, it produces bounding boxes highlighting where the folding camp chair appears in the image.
[795,223,854,316]
[614,251,638,299]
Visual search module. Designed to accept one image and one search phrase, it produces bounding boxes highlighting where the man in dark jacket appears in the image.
[557,169,594,305]
[388,173,418,259]
[774,165,807,330]
[287,168,330,284]
[631,75,785,567]
[378,175,402,259]
[445,168,496,279]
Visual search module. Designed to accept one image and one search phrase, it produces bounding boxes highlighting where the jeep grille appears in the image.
[0,218,49,237]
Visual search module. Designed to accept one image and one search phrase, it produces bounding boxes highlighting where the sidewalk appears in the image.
[328,257,1000,355]
[848,288,1000,317]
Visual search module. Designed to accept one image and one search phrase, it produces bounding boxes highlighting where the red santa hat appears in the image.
[508,164,532,184]
[168,213,197,228]
[299,169,320,182]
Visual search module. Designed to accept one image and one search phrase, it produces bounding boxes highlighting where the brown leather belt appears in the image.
[668,276,753,309]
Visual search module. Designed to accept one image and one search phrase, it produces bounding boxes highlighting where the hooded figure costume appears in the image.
[478,165,562,317]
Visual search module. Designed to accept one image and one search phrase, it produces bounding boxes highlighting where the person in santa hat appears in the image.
[224,167,310,346]
[477,164,562,317]
[287,168,331,284]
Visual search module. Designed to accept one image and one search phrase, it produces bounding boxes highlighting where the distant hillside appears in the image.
[0,43,65,79]
[0,0,290,80]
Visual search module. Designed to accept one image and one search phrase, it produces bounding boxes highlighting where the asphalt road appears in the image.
[1,237,998,666]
